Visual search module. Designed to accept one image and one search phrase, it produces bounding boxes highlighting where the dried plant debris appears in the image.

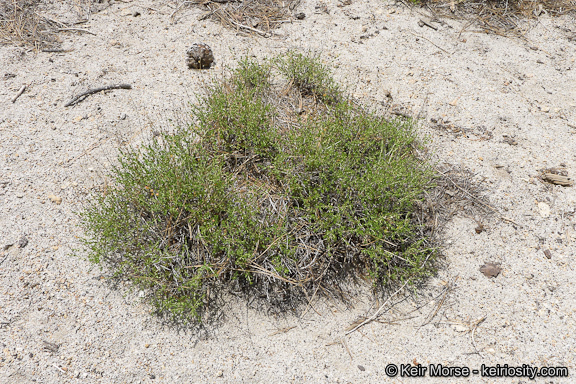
[540,167,573,187]
[430,118,493,141]
[480,262,501,278]
[423,0,576,36]
[175,0,301,36]
[0,0,58,48]
[42,340,60,353]
[419,164,495,234]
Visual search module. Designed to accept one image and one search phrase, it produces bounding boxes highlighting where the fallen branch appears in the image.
[64,84,132,107]
[11,85,26,103]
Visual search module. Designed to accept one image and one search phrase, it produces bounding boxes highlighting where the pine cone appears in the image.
[186,43,214,69]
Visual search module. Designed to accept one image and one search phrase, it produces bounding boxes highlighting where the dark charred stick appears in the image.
[64,84,132,107]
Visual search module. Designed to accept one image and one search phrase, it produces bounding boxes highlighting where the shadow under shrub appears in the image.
[81,53,438,322]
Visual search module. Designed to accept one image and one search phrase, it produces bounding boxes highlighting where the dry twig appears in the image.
[64,84,132,107]
[11,85,26,103]
[57,27,96,35]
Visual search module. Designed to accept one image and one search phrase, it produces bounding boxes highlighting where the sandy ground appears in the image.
[1,0,576,382]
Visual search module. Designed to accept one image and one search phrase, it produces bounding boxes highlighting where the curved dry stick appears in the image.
[64,84,132,107]
[11,85,26,103]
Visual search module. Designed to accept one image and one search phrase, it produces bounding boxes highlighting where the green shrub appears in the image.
[81,52,437,322]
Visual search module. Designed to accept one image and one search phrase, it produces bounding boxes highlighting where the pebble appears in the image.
[538,202,550,218]
[541,106,550,113]
[18,236,28,248]
[216,370,223,377]
[120,113,127,120]
[48,194,62,204]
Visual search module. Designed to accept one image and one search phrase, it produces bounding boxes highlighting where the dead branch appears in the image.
[64,84,132,107]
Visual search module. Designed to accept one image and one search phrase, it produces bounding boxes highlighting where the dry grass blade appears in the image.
[268,325,296,336]
[420,276,458,326]
[344,279,411,335]
[440,314,487,356]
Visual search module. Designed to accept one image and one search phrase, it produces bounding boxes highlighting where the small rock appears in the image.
[16,193,23,198]
[216,371,224,377]
[149,374,156,379]
[295,12,306,20]
[145,344,150,348]
[541,106,550,113]
[186,43,214,69]
[543,249,552,259]
[48,194,62,205]
[453,324,469,333]
[480,263,501,278]
[2,243,13,251]
[120,113,127,120]
[357,365,365,371]
[538,202,550,218]
[17,236,28,249]
[132,10,141,17]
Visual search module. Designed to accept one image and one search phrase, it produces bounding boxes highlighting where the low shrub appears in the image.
[81,53,437,322]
